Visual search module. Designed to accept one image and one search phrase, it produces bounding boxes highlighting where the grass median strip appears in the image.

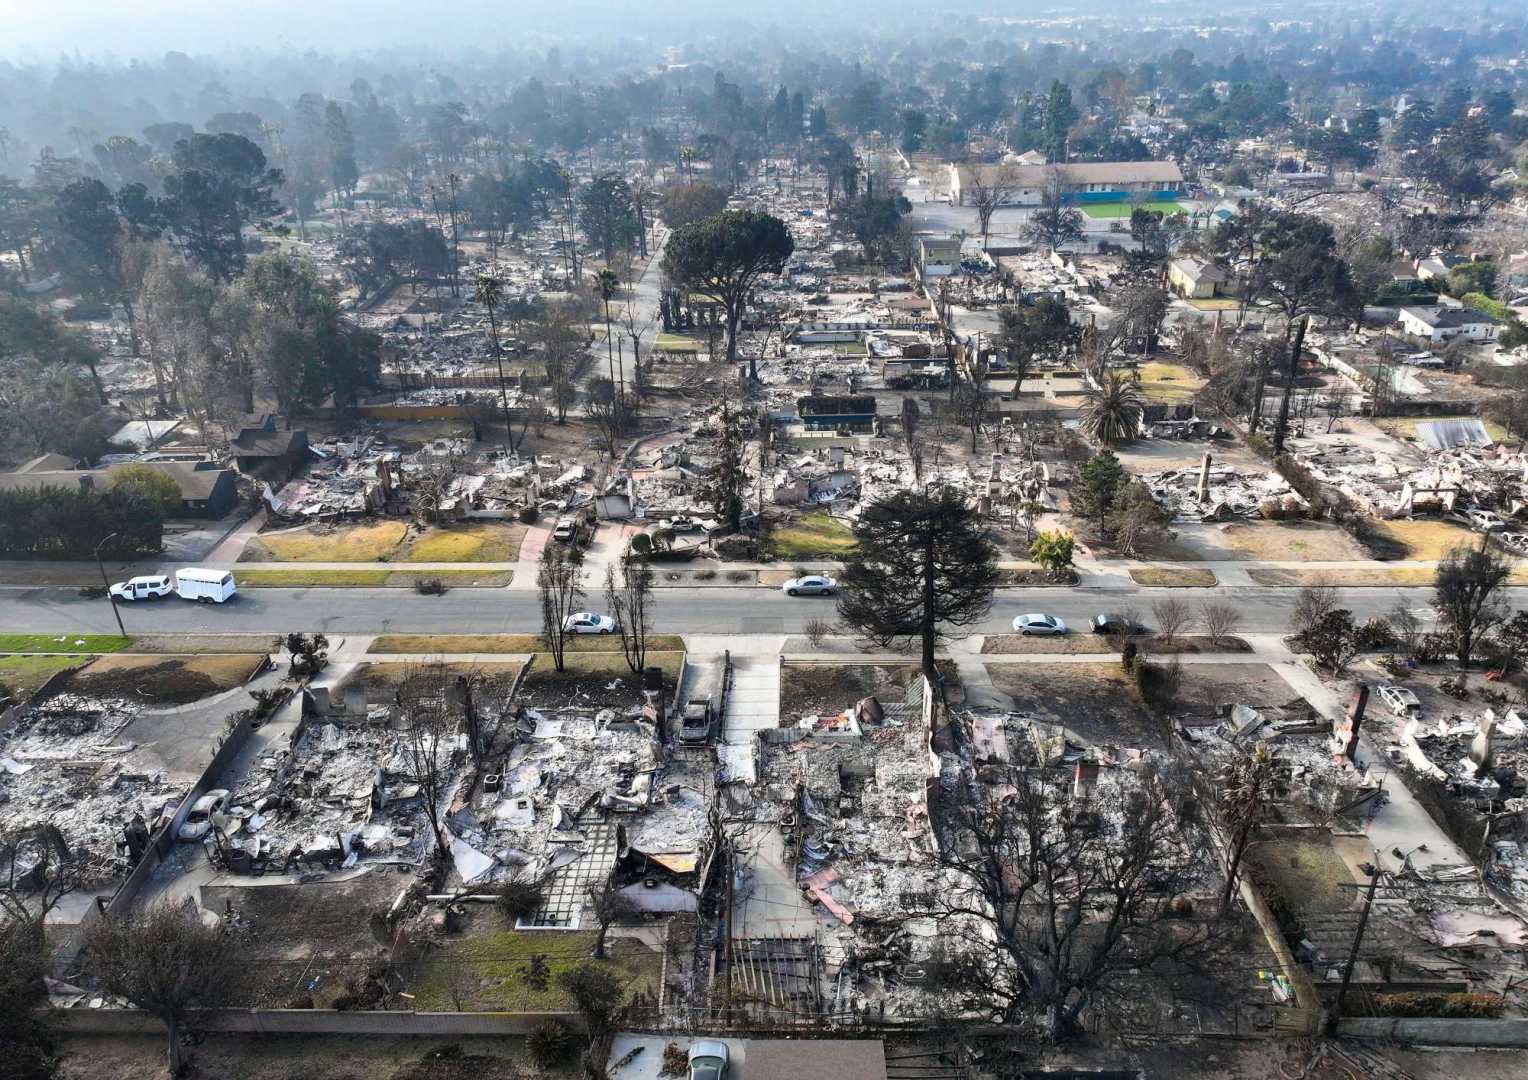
[369,633,685,654]
[236,569,513,587]
[1129,568,1218,587]
[0,633,134,653]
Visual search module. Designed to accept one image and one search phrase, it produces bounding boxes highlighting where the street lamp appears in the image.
[94,532,126,639]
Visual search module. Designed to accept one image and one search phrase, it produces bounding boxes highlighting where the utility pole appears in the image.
[94,532,126,638]
[1327,850,1382,1034]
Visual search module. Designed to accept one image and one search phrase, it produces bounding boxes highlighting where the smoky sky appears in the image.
[0,0,1017,60]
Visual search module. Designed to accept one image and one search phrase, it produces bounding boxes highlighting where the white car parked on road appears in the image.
[563,611,618,634]
[781,575,838,596]
[108,575,174,601]
[1013,613,1068,636]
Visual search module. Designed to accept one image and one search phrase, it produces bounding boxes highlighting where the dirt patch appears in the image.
[779,661,957,718]
[983,662,1167,748]
[1173,662,1302,715]
[1245,835,1357,916]
[61,654,266,705]
[979,634,1252,655]
[1130,567,1218,587]
[203,875,407,1008]
[129,635,276,654]
[517,651,683,710]
[57,1033,570,1080]
[343,662,527,700]
[981,635,1117,655]
[998,567,1078,586]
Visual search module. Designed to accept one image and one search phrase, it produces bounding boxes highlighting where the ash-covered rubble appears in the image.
[215,707,462,873]
[0,696,185,879]
[264,435,399,518]
[1401,707,1528,806]
[1141,461,1304,521]
[729,679,947,1016]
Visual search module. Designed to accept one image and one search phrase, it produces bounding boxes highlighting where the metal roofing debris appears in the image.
[1417,417,1493,451]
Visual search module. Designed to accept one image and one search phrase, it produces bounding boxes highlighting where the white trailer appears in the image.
[175,568,238,603]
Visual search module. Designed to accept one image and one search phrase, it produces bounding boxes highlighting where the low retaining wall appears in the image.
[53,1007,583,1037]
[1336,1017,1528,1047]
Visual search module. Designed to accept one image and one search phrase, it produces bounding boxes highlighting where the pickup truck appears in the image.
[678,696,715,744]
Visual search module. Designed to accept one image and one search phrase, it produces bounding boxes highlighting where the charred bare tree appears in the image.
[964,163,1019,249]
[603,556,654,677]
[1,824,93,924]
[84,900,240,1076]
[587,874,639,961]
[922,762,1218,1040]
[537,542,585,673]
[397,665,459,856]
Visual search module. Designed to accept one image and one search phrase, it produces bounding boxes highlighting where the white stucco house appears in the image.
[1397,305,1501,344]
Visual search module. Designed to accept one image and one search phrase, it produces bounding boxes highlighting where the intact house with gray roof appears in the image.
[0,459,240,518]
[1397,305,1502,344]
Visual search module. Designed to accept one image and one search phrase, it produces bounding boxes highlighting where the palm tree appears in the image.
[1083,369,1145,447]
[473,274,513,445]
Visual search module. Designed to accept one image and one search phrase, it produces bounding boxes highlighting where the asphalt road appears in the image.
[0,584,1498,638]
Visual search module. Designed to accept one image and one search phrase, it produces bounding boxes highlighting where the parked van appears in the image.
[175,568,238,603]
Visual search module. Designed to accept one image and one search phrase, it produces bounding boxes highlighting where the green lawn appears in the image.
[654,332,705,354]
[407,929,660,1012]
[1079,201,1184,219]
[766,512,858,560]
[0,634,134,653]
[0,655,88,697]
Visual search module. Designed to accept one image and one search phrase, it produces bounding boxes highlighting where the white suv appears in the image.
[108,575,174,601]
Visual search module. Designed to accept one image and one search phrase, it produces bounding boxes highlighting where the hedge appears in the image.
[0,486,163,559]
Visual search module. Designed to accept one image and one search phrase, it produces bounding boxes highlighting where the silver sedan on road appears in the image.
[781,575,838,597]
[1012,613,1068,636]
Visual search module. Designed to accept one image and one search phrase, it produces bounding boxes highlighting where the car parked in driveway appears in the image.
[178,790,230,841]
[563,612,618,634]
[1377,685,1422,719]
[679,696,715,744]
[1013,613,1067,636]
[782,574,837,596]
[108,575,174,601]
[688,1040,729,1080]
[552,518,578,542]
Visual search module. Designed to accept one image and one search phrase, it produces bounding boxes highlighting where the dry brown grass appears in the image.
[401,523,525,562]
[241,521,408,562]
[1130,567,1218,587]
[1372,519,1484,561]
[1219,522,1369,562]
